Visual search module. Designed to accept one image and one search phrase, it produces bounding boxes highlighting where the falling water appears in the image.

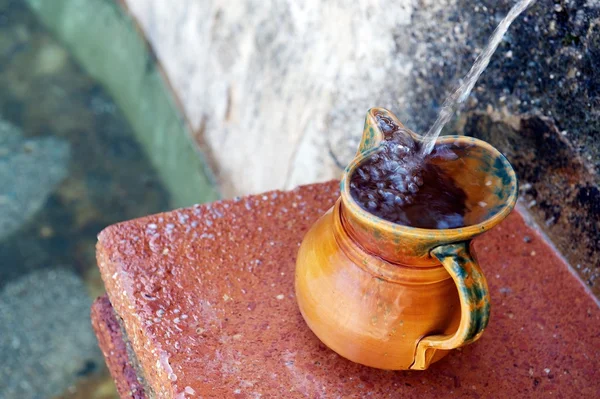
[419,0,537,156]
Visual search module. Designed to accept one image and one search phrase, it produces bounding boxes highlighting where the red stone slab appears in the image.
[95,181,600,398]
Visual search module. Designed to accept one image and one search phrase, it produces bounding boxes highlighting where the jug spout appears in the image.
[356,108,423,157]
[356,108,397,155]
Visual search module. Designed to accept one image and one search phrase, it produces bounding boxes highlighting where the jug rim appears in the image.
[340,135,518,242]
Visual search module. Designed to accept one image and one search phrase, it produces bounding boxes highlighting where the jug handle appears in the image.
[410,241,490,370]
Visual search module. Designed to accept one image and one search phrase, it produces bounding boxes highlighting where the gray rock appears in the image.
[0,269,103,398]
[0,120,70,240]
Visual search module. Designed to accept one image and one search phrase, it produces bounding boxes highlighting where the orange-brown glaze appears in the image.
[296,201,460,370]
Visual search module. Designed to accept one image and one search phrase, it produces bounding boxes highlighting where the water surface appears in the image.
[0,1,170,398]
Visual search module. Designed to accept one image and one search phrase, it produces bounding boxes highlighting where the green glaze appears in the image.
[432,242,491,343]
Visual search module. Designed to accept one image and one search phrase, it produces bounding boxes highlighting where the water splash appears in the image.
[419,0,537,156]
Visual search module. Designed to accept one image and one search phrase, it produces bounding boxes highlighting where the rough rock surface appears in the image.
[463,114,599,294]
[399,0,600,295]
[0,269,103,398]
[0,119,69,240]
[122,0,600,296]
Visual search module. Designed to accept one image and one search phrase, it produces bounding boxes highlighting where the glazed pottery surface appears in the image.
[295,108,518,370]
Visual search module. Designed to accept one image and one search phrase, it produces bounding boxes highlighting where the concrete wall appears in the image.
[122,0,423,196]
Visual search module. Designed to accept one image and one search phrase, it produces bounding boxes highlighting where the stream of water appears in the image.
[419,0,537,156]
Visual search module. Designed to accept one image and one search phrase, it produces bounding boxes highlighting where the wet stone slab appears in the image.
[94,181,600,398]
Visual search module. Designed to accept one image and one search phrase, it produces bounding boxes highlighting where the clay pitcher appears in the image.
[295,107,518,370]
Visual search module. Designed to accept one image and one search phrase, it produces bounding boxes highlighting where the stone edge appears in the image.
[91,295,148,399]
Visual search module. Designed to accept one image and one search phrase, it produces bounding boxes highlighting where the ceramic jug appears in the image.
[295,108,518,370]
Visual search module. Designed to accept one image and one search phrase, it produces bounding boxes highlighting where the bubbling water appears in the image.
[350,114,468,229]
[351,115,424,209]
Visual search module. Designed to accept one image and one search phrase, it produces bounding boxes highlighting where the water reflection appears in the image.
[0,1,171,398]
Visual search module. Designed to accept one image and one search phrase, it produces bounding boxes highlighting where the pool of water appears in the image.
[0,1,171,398]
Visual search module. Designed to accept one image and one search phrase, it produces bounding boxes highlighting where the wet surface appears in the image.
[0,1,171,398]
[94,180,600,398]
